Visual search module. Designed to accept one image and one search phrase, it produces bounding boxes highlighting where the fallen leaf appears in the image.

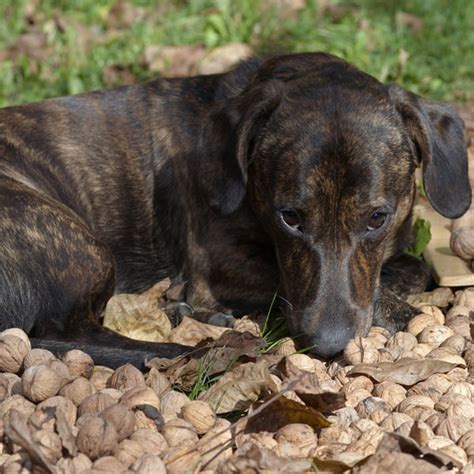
[169,316,230,346]
[406,287,454,308]
[142,278,172,301]
[4,409,54,473]
[103,292,172,342]
[198,43,253,75]
[348,358,459,385]
[353,432,458,472]
[238,395,331,436]
[278,358,345,412]
[55,406,77,457]
[200,359,279,414]
[218,445,313,473]
[143,44,206,76]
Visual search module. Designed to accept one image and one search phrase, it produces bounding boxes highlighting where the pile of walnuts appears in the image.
[0,287,473,473]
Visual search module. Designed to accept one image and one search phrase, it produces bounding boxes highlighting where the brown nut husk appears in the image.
[181,400,217,434]
[0,334,30,374]
[23,349,55,369]
[101,403,136,441]
[59,376,96,406]
[107,363,146,391]
[22,365,61,402]
[62,350,94,379]
[76,416,118,460]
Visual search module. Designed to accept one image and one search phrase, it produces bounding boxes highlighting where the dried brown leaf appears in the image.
[353,432,459,472]
[169,316,229,346]
[103,292,172,342]
[349,358,459,385]
[199,360,279,414]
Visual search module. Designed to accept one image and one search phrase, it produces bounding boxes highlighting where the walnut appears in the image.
[196,418,233,469]
[23,349,55,369]
[159,390,189,422]
[273,337,298,355]
[398,395,435,413]
[181,400,216,434]
[426,346,466,365]
[319,425,356,445]
[373,381,407,409]
[0,333,30,373]
[327,407,359,426]
[406,380,442,403]
[78,392,115,416]
[101,403,136,441]
[445,316,471,340]
[342,376,374,395]
[274,423,318,457]
[146,368,170,397]
[163,446,201,474]
[120,386,160,410]
[418,305,445,325]
[386,332,417,351]
[343,338,379,365]
[434,414,473,442]
[130,428,168,455]
[62,350,94,379]
[286,353,317,372]
[90,366,113,391]
[435,393,469,412]
[345,426,384,457]
[438,444,468,467]
[37,395,77,428]
[31,429,62,464]
[403,407,438,423]
[458,430,474,458]
[425,435,455,450]
[134,408,159,432]
[0,374,22,401]
[411,343,435,358]
[91,456,127,472]
[345,388,372,408]
[0,395,35,420]
[407,313,440,336]
[59,377,96,406]
[355,397,391,424]
[408,421,434,447]
[446,381,473,400]
[22,365,61,402]
[44,359,71,388]
[76,415,118,460]
[113,438,144,467]
[131,453,167,474]
[454,288,474,309]
[99,388,123,403]
[162,418,199,447]
[107,363,146,391]
[380,413,413,432]
[465,345,474,372]
[56,453,92,473]
[418,325,454,346]
[440,334,466,353]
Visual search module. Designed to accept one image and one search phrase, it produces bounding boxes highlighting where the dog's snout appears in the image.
[306,323,356,358]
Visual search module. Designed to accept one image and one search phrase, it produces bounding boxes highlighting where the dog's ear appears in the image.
[388,84,471,219]
[197,83,282,215]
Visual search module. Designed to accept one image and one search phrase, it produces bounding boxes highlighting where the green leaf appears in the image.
[406,218,431,258]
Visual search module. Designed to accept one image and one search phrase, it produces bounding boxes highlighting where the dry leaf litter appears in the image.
[0,280,473,473]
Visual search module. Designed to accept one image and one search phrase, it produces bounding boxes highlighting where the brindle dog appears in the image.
[0,53,470,367]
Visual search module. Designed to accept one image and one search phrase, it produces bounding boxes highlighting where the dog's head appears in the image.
[197,53,471,357]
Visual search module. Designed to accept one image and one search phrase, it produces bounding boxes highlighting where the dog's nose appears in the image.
[306,323,355,359]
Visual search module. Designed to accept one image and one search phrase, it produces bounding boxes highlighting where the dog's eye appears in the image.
[280,209,303,234]
[367,212,387,231]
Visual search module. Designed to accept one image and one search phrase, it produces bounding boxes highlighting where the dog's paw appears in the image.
[373,286,419,334]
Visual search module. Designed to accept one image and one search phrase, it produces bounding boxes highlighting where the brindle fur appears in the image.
[0,53,470,366]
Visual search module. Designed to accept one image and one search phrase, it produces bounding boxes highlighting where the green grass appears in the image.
[0,0,473,107]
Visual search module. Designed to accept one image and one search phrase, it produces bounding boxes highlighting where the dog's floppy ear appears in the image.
[197,83,282,215]
[388,84,471,219]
